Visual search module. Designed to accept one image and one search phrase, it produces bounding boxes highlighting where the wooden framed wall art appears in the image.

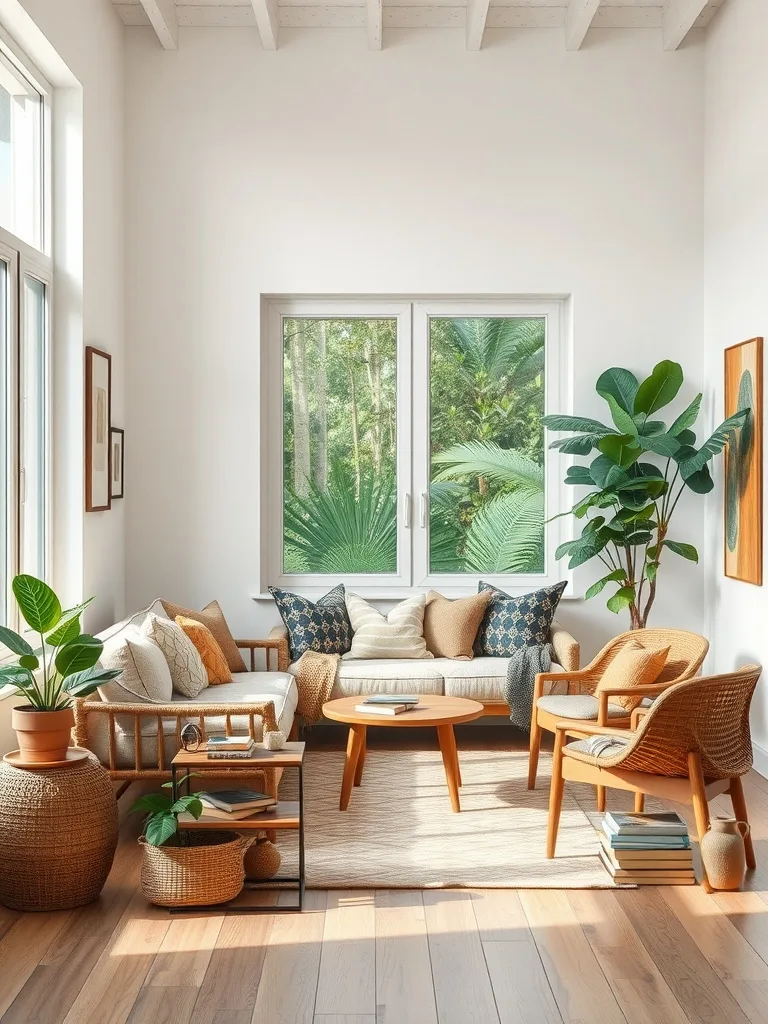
[724,337,763,585]
[85,346,111,511]
[110,427,124,500]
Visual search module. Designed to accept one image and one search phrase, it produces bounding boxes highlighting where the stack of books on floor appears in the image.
[198,790,277,820]
[600,811,695,885]
[354,694,421,716]
[206,736,257,759]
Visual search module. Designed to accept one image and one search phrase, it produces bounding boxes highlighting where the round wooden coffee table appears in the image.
[323,695,484,813]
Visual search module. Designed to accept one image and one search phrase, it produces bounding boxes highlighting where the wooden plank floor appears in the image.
[3,726,768,1024]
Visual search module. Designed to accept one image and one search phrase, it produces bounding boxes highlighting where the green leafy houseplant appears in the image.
[0,575,121,709]
[131,774,203,846]
[543,361,748,629]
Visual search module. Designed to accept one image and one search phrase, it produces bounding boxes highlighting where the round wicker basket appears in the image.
[0,753,118,912]
[244,836,282,879]
[139,830,253,907]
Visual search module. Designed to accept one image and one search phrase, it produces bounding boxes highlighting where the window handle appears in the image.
[403,492,411,529]
[420,491,429,529]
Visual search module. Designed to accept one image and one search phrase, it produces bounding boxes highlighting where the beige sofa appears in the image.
[272,619,580,716]
[74,600,296,795]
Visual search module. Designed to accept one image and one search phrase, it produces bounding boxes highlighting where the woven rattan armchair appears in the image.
[546,665,762,892]
[528,628,709,810]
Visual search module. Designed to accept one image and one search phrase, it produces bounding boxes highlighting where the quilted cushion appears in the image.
[475,581,567,656]
[270,583,353,660]
[536,693,629,720]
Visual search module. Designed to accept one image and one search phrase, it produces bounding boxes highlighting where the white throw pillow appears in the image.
[344,592,433,660]
[98,629,174,704]
[142,613,208,698]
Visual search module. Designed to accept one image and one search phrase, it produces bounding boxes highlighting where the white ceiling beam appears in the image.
[138,0,178,49]
[662,0,709,50]
[251,0,279,49]
[565,0,602,50]
[466,0,491,50]
[367,0,382,50]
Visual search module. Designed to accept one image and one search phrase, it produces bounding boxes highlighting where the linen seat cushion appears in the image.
[565,737,631,760]
[475,581,567,656]
[594,640,670,712]
[423,590,491,660]
[270,584,353,661]
[160,599,247,674]
[441,658,565,701]
[142,613,208,698]
[344,592,433,660]
[536,693,629,720]
[84,672,298,769]
[175,615,233,685]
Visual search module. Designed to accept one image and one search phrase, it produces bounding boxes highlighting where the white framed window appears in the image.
[261,296,570,597]
[0,36,51,631]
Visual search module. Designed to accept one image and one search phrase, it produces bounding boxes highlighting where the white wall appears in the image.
[703,0,768,761]
[124,26,707,659]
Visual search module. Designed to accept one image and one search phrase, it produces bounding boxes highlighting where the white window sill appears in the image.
[252,590,581,602]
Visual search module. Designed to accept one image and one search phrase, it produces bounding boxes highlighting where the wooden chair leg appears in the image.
[688,750,713,893]
[546,731,566,859]
[597,786,606,812]
[729,775,756,870]
[634,792,645,813]
[528,715,542,790]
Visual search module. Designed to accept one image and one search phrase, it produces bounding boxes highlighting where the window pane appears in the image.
[20,274,47,579]
[283,317,397,574]
[429,317,546,574]
[0,52,42,249]
[0,261,8,625]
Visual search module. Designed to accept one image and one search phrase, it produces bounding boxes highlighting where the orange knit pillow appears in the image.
[175,615,233,685]
[594,640,670,712]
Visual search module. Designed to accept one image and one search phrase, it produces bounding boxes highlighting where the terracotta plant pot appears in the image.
[700,816,750,891]
[11,705,75,763]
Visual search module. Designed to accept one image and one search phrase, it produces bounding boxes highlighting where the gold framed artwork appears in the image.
[724,337,763,585]
[85,346,111,512]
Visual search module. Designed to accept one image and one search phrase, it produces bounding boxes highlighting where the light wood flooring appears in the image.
[3,726,768,1024]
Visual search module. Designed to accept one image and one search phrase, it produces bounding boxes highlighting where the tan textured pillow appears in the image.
[160,599,246,673]
[175,615,233,685]
[423,590,491,660]
[594,640,670,712]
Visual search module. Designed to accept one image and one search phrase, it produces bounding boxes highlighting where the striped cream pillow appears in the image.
[344,592,434,660]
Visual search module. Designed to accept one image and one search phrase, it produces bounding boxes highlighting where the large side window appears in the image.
[263,298,566,596]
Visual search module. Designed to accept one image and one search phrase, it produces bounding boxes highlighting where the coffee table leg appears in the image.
[340,724,366,811]
[453,741,462,788]
[354,728,367,787]
[437,724,461,813]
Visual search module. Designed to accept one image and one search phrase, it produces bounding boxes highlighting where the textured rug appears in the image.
[278,748,616,889]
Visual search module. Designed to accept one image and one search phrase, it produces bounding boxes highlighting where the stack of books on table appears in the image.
[600,811,695,885]
[205,736,257,759]
[354,694,420,716]
[197,790,277,821]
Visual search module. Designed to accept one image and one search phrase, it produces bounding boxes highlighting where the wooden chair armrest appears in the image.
[630,706,650,729]
[596,681,671,725]
[235,636,289,673]
[555,721,633,740]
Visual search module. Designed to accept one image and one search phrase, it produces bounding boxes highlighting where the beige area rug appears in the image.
[278,748,617,889]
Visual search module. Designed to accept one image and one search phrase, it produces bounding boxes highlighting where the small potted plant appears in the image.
[132,777,253,907]
[0,575,122,763]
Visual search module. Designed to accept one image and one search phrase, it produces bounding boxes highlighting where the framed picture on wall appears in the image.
[724,337,763,585]
[110,427,124,500]
[85,346,111,512]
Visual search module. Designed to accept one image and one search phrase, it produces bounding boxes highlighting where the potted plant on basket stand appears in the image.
[543,362,748,629]
[132,777,254,907]
[0,575,122,763]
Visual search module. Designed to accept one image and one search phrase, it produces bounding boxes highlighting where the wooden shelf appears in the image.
[172,741,305,770]
[177,801,300,830]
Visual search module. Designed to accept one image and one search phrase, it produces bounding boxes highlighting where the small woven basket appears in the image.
[139,830,253,907]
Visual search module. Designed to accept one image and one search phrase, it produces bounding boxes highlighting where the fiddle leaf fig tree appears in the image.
[543,362,748,629]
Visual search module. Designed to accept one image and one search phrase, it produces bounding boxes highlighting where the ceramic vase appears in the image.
[700,817,749,890]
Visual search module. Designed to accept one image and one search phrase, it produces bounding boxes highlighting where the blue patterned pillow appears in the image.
[269,584,353,661]
[475,581,567,657]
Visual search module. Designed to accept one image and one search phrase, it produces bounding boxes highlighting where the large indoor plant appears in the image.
[543,361,748,628]
[0,575,121,762]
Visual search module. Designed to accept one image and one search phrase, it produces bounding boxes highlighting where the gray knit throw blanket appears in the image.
[503,644,553,731]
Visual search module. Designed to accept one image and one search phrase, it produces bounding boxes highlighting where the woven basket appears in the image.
[0,755,118,912]
[139,830,253,907]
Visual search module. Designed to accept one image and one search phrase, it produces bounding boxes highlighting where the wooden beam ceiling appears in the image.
[138,0,178,49]
[466,0,491,50]
[662,0,710,50]
[367,0,382,50]
[564,0,601,50]
[251,0,279,49]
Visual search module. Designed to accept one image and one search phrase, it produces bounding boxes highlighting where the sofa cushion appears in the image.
[423,590,491,660]
[143,613,208,698]
[84,672,298,769]
[175,615,233,685]
[270,584,353,661]
[441,658,565,701]
[475,581,567,656]
[344,592,433,661]
[290,657,445,698]
[160,599,248,674]
[97,629,173,704]
[96,599,169,645]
